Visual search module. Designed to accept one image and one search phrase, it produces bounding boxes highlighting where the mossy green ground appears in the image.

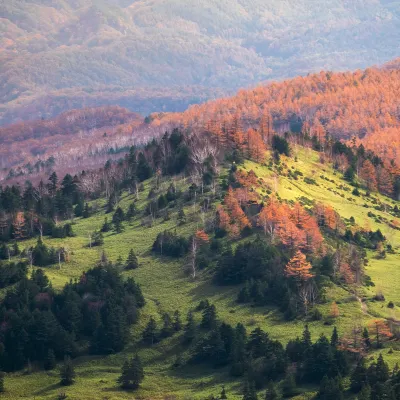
[3,148,400,399]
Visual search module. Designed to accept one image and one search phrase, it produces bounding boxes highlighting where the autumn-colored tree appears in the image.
[285,250,314,281]
[13,212,26,241]
[195,229,210,243]
[224,187,250,230]
[277,217,306,251]
[247,128,266,162]
[376,166,393,196]
[216,205,230,232]
[289,202,311,229]
[330,302,340,319]
[257,196,284,242]
[303,217,324,253]
[360,160,377,191]
[368,320,392,348]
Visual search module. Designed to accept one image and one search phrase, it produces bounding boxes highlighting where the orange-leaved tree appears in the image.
[285,250,314,282]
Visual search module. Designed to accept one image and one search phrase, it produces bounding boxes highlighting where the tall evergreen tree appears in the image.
[142,317,157,345]
[60,356,75,386]
[243,380,258,400]
[125,249,139,270]
[183,311,196,344]
[265,381,280,400]
[118,355,144,390]
[331,327,339,347]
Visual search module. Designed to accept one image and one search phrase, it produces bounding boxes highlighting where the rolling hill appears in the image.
[1,0,400,125]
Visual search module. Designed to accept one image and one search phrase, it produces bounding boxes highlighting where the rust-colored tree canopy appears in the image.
[155,63,400,165]
[285,250,314,282]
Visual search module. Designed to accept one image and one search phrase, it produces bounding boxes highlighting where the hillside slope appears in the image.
[1,0,400,124]
[1,146,399,399]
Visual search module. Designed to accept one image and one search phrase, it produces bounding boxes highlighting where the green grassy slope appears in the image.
[3,148,400,399]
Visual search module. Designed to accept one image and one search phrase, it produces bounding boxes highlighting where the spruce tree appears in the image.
[101,217,112,232]
[118,355,144,390]
[242,380,258,400]
[265,381,280,400]
[126,203,136,221]
[125,249,139,270]
[375,354,389,383]
[0,371,5,393]
[173,310,182,331]
[363,328,371,349]
[82,203,90,218]
[351,358,368,393]
[357,384,371,400]
[331,326,339,347]
[177,207,186,225]
[201,303,217,329]
[282,373,297,398]
[60,356,75,386]
[44,349,56,370]
[160,313,174,338]
[113,219,124,234]
[142,317,157,345]
[220,386,227,399]
[183,311,196,344]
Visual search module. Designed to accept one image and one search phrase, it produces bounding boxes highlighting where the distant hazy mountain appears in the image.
[1,0,399,125]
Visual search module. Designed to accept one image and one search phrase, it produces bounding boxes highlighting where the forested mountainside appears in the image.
[154,61,400,168]
[0,106,165,182]
[1,0,400,125]
[0,104,400,398]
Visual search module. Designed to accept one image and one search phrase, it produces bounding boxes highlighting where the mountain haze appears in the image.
[1,0,400,125]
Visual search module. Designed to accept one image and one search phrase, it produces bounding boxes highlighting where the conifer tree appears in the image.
[101,217,111,232]
[142,317,157,345]
[265,381,280,400]
[351,358,368,393]
[357,384,371,400]
[331,326,339,347]
[118,355,144,390]
[60,356,75,386]
[242,380,258,400]
[0,371,4,393]
[125,249,139,270]
[220,386,228,399]
[201,303,217,329]
[173,310,182,331]
[183,311,196,344]
[44,349,56,371]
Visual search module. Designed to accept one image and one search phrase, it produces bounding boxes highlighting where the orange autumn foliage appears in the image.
[195,229,210,243]
[285,250,314,281]
[360,159,378,192]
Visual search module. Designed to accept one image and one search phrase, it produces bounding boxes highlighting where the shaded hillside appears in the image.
[0,106,150,179]
[1,0,400,124]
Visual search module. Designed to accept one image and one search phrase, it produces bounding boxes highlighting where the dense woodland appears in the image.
[0,122,399,397]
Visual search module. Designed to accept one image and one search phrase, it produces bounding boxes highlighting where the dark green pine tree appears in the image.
[351,358,369,392]
[357,384,371,400]
[318,375,344,400]
[331,326,339,347]
[220,386,228,399]
[60,356,75,386]
[230,323,247,377]
[177,207,186,225]
[173,310,182,331]
[82,203,91,218]
[126,203,136,221]
[44,348,56,371]
[282,373,297,398]
[0,371,4,393]
[32,237,50,267]
[118,355,144,390]
[142,317,158,345]
[0,243,8,260]
[101,217,112,232]
[137,153,153,182]
[243,380,258,400]
[363,328,371,349]
[160,313,174,338]
[112,207,125,224]
[125,249,139,270]
[375,354,390,383]
[74,197,84,217]
[183,311,196,344]
[265,381,280,400]
[113,219,124,234]
[200,303,217,329]
[302,324,312,351]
